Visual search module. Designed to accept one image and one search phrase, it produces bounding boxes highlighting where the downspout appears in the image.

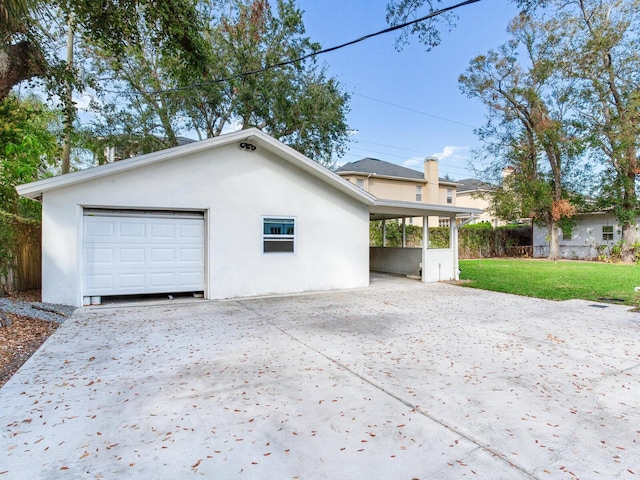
[453,214,475,280]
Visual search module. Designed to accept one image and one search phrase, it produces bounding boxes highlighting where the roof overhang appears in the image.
[369,199,483,220]
[16,128,377,206]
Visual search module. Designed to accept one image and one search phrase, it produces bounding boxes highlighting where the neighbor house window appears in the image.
[263,218,295,253]
[446,188,453,204]
[356,178,365,189]
[416,185,422,201]
[562,225,573,241]
[602,225,614,241]
[439,218,450,228]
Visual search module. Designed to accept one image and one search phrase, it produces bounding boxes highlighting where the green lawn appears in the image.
[458,259,640,305]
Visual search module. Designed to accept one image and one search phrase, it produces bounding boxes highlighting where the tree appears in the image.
[0,0,209,101]
[82,0,350,166]
[459,16,584,260]
[0,0,47,99]
[549,0,640,262]
[0,94,59,276]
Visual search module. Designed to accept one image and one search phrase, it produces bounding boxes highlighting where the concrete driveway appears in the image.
[1,275,639,479]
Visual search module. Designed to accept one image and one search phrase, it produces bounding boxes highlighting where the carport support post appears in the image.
[382,220,386,247]
[450,215,458,280]
[421,215,428,282]
[402,218,406,247]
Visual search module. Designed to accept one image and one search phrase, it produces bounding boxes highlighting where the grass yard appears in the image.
[458,258,640,305]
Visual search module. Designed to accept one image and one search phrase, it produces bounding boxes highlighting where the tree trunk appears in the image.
[0,41,47,100]
[548,221,560,260]
[620,220,638,263]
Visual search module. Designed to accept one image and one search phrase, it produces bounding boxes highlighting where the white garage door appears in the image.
[83,209,205,297]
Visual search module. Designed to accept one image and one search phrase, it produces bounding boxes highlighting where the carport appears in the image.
[368,199,482,282]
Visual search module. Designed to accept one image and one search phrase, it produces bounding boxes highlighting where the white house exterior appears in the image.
[533,212,640,259]
[18,129,482,307]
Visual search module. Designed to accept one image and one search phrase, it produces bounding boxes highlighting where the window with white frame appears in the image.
[602,225,613,241]
[356,178,365,189]
[416,185,423,201]
[263,217,295,253]
[439,218,450,228]
[446,188,453,204]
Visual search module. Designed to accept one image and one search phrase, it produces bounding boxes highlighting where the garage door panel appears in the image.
[85,222,115,239]
[84,274,114,290]
[120,222,146,238]
[180,247,203,262]
[120,248,146,263]
[151,248,175,262]
[83,211,205,297]
[85,248,114,264]
[181,224,203,238]
[150,223,175,238]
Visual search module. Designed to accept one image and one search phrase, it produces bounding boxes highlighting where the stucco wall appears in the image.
[367,178,424,203]
[41,144,370,306]
[532,213,640,259]
[423,249,455,282]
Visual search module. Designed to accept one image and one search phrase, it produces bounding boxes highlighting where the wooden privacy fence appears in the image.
[0,214,41,292]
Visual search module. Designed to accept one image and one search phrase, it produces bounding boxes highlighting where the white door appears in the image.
[82,210,205,297]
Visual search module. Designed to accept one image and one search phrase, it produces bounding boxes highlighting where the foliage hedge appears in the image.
[369,220,532,258]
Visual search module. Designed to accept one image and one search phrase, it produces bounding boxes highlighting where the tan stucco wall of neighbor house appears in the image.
[38,142,370,306]
[455,192,496,225]
[367,178,426,203]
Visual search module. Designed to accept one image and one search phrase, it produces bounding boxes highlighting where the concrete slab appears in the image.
[1,276,639,479]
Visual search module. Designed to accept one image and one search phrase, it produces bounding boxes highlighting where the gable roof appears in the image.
[456,178,495,193]
[336,158,425,181]
[16,128,376,206]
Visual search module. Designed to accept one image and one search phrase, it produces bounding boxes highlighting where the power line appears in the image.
[353,93,477,129]
[130,0,482,96]
[345,145,473,175]
[350,138,472,163]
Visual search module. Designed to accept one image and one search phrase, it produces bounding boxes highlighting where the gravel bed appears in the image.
[0,298,75,324]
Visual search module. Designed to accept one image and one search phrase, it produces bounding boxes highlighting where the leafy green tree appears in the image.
[1,0,209,101]
[82,0,350,166]
[0,94,59,276]
[459,16,585,260]
[548,0,640,262]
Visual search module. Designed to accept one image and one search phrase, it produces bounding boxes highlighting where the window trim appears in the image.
[356,178,365,189]
[446,188,453,204]
[602,225,614,241]
[263,216,296,254]
[415,185,422,202]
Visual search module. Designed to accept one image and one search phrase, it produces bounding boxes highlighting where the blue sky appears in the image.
[297,0,521,179]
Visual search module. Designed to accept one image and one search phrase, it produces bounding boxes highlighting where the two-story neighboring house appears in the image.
[336,157,458,227]
[455,178,501,226]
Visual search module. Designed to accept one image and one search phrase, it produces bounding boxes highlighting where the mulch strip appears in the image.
[0,313,58,388]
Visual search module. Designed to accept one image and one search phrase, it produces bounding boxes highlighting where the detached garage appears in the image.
[18,128,482,307]
[17,129,374,307]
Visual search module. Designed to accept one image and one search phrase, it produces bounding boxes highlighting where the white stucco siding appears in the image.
[40,144,369,306]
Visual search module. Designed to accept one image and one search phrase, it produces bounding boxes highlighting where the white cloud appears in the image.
[430,145,470,162]
[401,156,424,169]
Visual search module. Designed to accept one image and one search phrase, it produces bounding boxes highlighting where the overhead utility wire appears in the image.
[353,93,477,129]
[133,0,482,95]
